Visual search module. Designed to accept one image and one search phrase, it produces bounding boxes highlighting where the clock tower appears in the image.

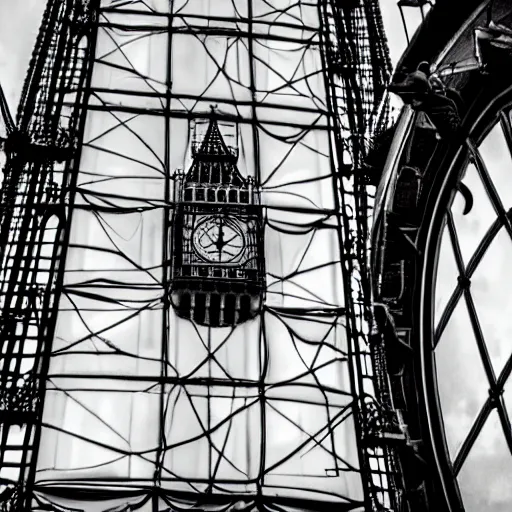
[170,114,265,327]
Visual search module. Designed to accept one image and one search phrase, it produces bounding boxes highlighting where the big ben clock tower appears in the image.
[170,113,265,327]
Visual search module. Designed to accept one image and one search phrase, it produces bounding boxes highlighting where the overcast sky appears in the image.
[0,0,416,122]
[0,0,44,119]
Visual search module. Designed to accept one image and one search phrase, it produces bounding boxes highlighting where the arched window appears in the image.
[217,189,226,202]
[193,293,206,324]
[195,188,205,201]
[228,189,238,203]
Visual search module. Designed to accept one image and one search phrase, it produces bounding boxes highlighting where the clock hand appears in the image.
[224,233,241,245]
[214,218,226,252]
[198,238,214,250]
[202,229,217,246]
[197,230,215,248]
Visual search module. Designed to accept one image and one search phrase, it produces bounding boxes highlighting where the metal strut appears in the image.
[0,81,15,141]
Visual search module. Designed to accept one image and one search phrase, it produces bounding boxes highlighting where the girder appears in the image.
[0,1,398,511]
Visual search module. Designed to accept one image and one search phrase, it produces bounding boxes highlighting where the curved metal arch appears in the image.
[417,84,512,512]
[370,1,512,508]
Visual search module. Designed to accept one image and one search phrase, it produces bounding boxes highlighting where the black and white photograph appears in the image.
[0,1,511,511]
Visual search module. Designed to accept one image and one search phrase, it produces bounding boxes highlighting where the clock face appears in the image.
[192,216,246,263]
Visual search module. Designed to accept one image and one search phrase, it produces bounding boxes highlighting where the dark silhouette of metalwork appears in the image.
[0,1,95,510]
[0,1,408,511]
[372,1,512,510]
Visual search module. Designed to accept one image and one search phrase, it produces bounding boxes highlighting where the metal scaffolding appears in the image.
[0,1,401,511]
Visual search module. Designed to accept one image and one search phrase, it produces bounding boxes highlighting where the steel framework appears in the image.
[371,1,512,510]
[0,1,401,511]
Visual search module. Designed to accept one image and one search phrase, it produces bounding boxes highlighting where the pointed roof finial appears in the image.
[185,110,245,186]
[196,110,235,160]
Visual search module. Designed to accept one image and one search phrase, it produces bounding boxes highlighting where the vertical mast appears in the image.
[0,1,96,509]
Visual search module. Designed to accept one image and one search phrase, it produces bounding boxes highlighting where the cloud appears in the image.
[0,0,45,111]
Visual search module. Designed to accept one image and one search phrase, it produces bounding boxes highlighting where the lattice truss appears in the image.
[0,1,396,511]
[0,1,93,510]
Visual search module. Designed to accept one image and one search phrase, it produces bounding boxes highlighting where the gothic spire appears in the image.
[185,113,245,186]
[194,115,236,161]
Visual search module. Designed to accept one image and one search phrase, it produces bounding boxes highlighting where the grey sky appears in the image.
[0,1,413,119]
[0,0,45,118]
